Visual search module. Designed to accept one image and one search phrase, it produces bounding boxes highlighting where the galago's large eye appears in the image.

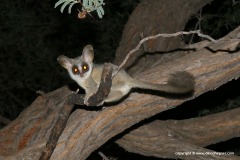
[82,63,89,73]
[72,66,79,75]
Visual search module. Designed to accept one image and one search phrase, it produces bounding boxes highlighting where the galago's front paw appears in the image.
[83,96,90,106]
[84,93,96,106]
[96,101,104,106]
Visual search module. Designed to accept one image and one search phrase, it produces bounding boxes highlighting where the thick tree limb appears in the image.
[116,107,240,159]
[39,97,74,160]
[114,30,216,76]
[0,26,239,160]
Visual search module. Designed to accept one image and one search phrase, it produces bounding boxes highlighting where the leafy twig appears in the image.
[54,0,105,18]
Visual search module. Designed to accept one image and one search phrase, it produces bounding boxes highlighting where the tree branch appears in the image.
[113,30,216,77]
[116,107,240,159]
[114,0,214,71]
[0,26,239,160]
[39,63,113,160]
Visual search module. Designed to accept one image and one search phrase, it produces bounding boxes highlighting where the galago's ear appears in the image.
[82,45,94,63]
[57,55,72,69]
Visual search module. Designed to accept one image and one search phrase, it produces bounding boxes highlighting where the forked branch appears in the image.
[39,63,113,160]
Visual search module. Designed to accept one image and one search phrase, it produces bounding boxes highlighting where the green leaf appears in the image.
[54,0,67,8]
[96,6,104,18]
[82,0,88,7]
[61,1,71,13]
[68,1,78,14]
[55,0,105,18]
[93,0,100,9]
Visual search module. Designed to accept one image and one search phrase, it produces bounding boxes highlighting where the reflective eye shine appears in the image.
[82,63,89,72]
[72,66,79,75]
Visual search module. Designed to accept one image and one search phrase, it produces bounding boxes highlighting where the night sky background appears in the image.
[0,0,240,159]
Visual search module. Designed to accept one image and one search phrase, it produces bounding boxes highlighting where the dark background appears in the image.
[0,0,239,159]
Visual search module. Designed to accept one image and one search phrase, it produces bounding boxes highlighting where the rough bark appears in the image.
[0,26,239,160]
[117,107,240,159]
[39,64,112,160]
[115,0,213,74]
